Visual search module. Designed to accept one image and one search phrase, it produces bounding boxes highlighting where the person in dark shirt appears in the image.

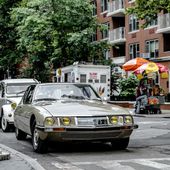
[135,79,148,114]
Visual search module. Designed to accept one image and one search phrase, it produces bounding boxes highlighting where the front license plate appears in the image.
[94,119,108,126]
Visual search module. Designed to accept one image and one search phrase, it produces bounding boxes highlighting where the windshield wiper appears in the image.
[61,94,85,100]
[34,98,58,102]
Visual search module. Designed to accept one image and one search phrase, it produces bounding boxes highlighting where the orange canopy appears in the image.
[122,57,149,71]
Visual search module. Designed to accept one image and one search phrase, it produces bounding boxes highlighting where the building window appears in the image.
[163,34,170,52]
[146,17,158,27]
[101,0,108,12]
[80,74,86,83]
[100,75,106,83]
[129,43,140,59]
[91,29,97,42]
[101,22,110,39]
[129,15,139,32]
[92,0,97,16]
[103,49,110,60]
[145,39,159,58]
[88,79,93,83]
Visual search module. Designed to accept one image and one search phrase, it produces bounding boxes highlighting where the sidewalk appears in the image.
[129,108,170,118]
[0,144,45,170]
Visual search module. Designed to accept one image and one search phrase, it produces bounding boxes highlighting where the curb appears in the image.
[0,149,10,161]
[0,144,46,170]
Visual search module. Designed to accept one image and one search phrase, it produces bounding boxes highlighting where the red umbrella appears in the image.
[122,57,149,71]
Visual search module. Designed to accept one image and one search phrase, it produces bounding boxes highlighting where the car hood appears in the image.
[36,100,130,116]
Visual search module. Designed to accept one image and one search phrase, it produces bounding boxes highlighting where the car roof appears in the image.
[36,83,90,86]
[0,78,39,84]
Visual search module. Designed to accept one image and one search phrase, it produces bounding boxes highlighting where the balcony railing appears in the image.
[107,0,125,17]
[156,13,170,33]
[109,27,126,44]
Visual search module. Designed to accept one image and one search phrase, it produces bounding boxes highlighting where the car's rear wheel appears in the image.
[1,114,10,132]
[15,127,27,140]
[32,120,47,153]
[111,137,129,150]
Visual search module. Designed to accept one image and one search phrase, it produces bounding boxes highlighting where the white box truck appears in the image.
[54,62,111,98]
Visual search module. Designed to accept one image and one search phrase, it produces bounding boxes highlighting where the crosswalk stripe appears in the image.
[52,158,170,170]
[52,162,83,170]
[133,159,170,169]
[97,160,135,170]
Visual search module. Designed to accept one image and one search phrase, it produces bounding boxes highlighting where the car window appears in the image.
[6,84,34,95]
[23,85,36,104]
[0,83,4,97]
[33,84,101,101]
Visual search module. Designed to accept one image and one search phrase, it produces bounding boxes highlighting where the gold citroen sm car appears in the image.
[14,83,138,153]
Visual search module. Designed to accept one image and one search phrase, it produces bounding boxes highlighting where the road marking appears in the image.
[133,159,170,169]
[52,162,83,170]
[97,161,134,170]
[138,121,168,125]
[52,158,170,170]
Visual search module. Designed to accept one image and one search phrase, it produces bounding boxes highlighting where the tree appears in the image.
[126,0,170,27]
[0,0,22,79]
[10,0,109,82]
[118,74,139,99]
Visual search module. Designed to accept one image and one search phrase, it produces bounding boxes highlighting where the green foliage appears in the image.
[126,0,170,27]
[0,0,109,81]
[0,0,22,78]
[118,74,139,97]
[8,0,108,80]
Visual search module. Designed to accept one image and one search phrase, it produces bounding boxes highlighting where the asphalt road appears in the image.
[1,116,170,170]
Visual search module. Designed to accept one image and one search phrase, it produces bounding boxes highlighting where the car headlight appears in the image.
[124,116,133,124]
[44,117,55,126]
[110,116,118,125]
[11,103,17,110]
[61,117,71,126]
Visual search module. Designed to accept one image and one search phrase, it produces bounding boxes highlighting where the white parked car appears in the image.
[0,78,39,132]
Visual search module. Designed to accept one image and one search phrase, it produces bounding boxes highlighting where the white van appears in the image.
[53,63,111,98]
[0,78,39,131]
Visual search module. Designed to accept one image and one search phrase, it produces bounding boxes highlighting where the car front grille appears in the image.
[77,117,109,127]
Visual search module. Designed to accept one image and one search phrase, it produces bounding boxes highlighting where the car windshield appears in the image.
[34,84,101,101]
[6,84,32,95]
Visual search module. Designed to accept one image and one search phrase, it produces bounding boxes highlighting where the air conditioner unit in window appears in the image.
[140,53,150,59]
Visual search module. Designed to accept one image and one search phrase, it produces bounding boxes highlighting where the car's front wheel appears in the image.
[32,120,47,153]
[1,114,10,132]
[15,127,27,140]
[111,137,129,150]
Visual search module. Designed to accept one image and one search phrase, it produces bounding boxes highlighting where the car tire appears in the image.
[111,137,129,150]
[1,114,10,132]
[15,127,27,140]
[32,120,48,153]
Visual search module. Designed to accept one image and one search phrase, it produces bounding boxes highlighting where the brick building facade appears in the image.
[93,0,170,93]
